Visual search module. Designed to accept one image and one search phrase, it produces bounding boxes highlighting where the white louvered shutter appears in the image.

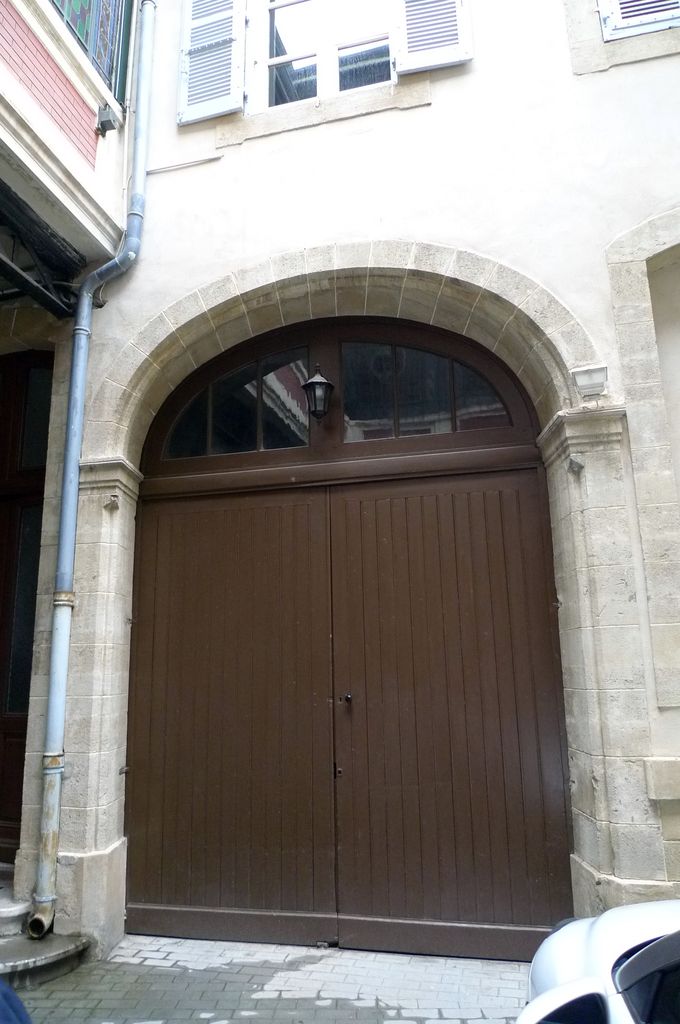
[394,0,472,75]
[178,0,246,125]
[598,0,680,39]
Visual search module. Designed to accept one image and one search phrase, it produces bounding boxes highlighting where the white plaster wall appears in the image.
[75,0,680,394]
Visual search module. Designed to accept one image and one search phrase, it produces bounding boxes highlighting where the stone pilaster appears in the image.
[16,457,141,956]
[538,407,679,913]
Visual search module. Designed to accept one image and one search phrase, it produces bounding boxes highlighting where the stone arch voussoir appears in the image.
[85,241,600,467]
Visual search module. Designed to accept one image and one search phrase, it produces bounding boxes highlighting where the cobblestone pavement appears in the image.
[20,935,530,1024]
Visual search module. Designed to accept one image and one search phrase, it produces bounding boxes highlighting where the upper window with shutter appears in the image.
[178,0,473,125]
[597,0,680,40]
[178,0,246,124]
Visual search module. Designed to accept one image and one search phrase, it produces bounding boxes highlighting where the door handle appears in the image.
[343,693,352,704]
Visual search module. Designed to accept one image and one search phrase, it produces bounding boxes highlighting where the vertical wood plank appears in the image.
[453,490,493,922]
[375,496,407,919]
[405,494,441,920]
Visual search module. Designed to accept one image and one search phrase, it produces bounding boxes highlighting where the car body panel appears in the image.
[518,901,680,1024]
[529,901,680,999]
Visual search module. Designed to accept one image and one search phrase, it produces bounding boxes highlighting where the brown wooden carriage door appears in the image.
[126,487,337,943]
[330,470,572,960]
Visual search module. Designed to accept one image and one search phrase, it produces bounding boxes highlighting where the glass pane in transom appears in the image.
[397,347,451,437]
[339,42,391,91]
[262,348,309,450]
[343,343,395,442]
[454,362,510,430]
[212,363,258,454]
[166,390,209,459]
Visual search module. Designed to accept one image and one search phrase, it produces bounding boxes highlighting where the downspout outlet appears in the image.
[26,907,53,939]
[27,751,64,937]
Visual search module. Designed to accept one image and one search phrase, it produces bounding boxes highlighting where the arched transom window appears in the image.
[142,320,538,484]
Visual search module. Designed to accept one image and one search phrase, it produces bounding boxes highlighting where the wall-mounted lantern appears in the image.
[571,365,608,399]
[302,365,334,420]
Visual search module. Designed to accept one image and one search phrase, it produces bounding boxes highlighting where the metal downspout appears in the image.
[27,0,157,939]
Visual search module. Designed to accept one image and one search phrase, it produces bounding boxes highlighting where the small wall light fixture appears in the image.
[302,364,334,420]
[571,364,608,399]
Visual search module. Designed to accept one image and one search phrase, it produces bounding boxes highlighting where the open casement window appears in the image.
[245,0,395,114]
[597,0,680,40]
[178,0,246,125]
[394,0,472,75]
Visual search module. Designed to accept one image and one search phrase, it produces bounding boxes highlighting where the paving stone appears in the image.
[19,937,528,1024]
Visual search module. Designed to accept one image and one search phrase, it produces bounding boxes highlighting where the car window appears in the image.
[538,993,608,1024]
[652,965,680,1023]
[616,930,680,1023]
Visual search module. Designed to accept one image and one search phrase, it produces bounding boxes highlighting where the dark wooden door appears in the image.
[330,471,572,960]
[0,354,52,864]
[126,488,337,943]
[128,469,571,957]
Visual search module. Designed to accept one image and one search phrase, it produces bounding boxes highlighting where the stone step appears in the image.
[0,866,29,937]
[0,933,90,989]
[0,897,31,938]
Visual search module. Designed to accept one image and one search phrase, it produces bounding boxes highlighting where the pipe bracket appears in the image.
[53,590,75,608]
[42,753,65,775]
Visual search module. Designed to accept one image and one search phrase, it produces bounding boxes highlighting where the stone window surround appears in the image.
[213,75,432,148]
[14,236,680,950]
[562,0,680,74]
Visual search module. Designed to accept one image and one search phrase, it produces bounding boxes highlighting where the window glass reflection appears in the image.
[454,362,510,430]
[269,0,318,104]
[166,390,208,459]
[343,343,395,441]
[397,347,451,436]
[211,363,258,454]
[270,59,317,104]
[262,349,309,449]
[339,42,391,91]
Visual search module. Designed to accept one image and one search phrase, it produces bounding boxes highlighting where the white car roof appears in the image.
[529,901,680,998]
